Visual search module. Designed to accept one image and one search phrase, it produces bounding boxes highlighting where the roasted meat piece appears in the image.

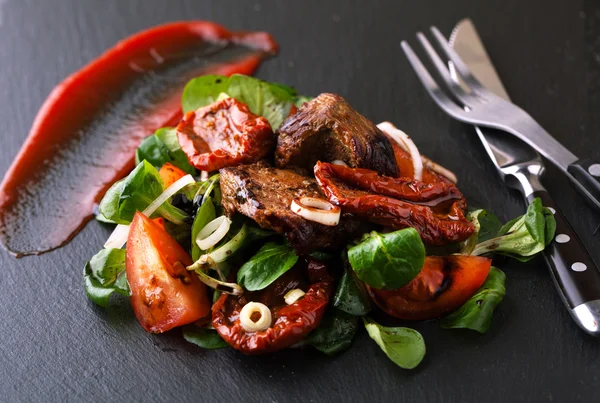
[220,162,367,252]
[177,97,275,171]
[314,161,475,245]
[275,93,399,177]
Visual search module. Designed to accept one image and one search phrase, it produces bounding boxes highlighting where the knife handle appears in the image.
[528,189,600,336]
[567,159,600,212]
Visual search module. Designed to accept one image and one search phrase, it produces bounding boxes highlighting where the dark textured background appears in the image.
[1,0,600,402]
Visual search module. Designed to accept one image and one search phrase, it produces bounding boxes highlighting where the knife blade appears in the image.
[449,19,600,336]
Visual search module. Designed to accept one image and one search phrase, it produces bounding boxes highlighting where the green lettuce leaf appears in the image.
[98,160,188,225]
[460,209,503,255]
[363,318,426,369]
[135,127,195,174]
[472,198,556,261]
[347,228,425,289]
[332,267,371,316]
[182,326,228,349]
[306,309,358,355]
[83,248,130,307]
[440,267,506,333]
[237,242,299,291]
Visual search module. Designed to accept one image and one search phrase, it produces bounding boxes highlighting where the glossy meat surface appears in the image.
[220,162,367,252]
[275,93,399,177]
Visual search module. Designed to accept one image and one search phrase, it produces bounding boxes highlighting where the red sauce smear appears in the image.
[0,21,277,257]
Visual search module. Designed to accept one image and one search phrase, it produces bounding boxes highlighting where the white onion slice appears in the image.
[377,121,423,181]
[103,174,195,249]
[378,121,457,183]
[421,158,457,184]
[239,302,272,332]
[290,197,341,226]
[331,160,348,166]
[284,289,306,305]
[195,216,231,250]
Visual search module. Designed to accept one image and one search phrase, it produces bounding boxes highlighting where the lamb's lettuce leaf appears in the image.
[135,127,195,174]
[348,228,425,289]
[306,309,358,355]
[237,242,298,291]
[471,198,556,261]
[440,267,506,333]
[363,318,426,369]
[83,248,129,307]
[98,160,188,225]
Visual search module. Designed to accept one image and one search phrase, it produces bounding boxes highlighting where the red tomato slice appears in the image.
[126,212,210,333]
[158,162,187,188]
[367,255,492,321]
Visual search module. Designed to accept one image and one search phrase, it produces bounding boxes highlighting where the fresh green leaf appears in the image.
[182,75,231,113]
[181,74,298,129]
[471,198,556,261]
[542,207,557,247]
[363,318,426,369]
[182,326,228,349]
[83,248,129,307]
[306,309,358,355]
[460,209,503,255]
[440,267,506,333]
[237,242,299,291]
[348,228,425,289]
[191,197,216,261]
[135,128,195,174]
[333,268,371,316]
[98,160,188,225]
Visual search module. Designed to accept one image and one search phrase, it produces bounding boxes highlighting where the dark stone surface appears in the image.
[1,0,599,401]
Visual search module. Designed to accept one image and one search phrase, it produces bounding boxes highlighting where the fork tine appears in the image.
[400,41,470,120]
[415,32,476,108]
[430,26,485,92]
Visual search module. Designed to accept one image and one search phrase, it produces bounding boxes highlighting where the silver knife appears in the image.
[450,19,600,336]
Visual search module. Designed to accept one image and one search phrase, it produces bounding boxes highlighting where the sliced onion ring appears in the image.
[239,302,272,332]
[290,197,341,226]
[378,121,457,183]
[377,121,423,181]
[196,215,231,250]
[284,288,306,305]
[104,174,195,249]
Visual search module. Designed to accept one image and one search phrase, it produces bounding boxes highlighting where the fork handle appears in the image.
[528,189,600,336]
[567,159,600,212]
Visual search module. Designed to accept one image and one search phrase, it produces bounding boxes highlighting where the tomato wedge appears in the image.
[367,255,492,321]
[158,163,187,188]
[126,212,210,333]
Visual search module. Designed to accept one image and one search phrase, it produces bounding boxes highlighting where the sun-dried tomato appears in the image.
[177,97,274,171]
[212,258,333,354]
[314,161,474,245]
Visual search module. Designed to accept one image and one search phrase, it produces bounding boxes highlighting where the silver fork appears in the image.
[401,27,600,213]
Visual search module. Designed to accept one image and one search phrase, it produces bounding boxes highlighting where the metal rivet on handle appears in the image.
[555,234,570,243]
[572,262,587,272]
[589,164,600,177]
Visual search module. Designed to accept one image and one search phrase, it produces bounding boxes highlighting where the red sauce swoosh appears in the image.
[0,21,277,257]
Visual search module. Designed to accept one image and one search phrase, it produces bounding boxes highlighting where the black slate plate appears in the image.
[1,0,600,401]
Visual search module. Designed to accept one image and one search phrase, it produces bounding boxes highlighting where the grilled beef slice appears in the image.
[275,93,399,177]
[220,163,367,253]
